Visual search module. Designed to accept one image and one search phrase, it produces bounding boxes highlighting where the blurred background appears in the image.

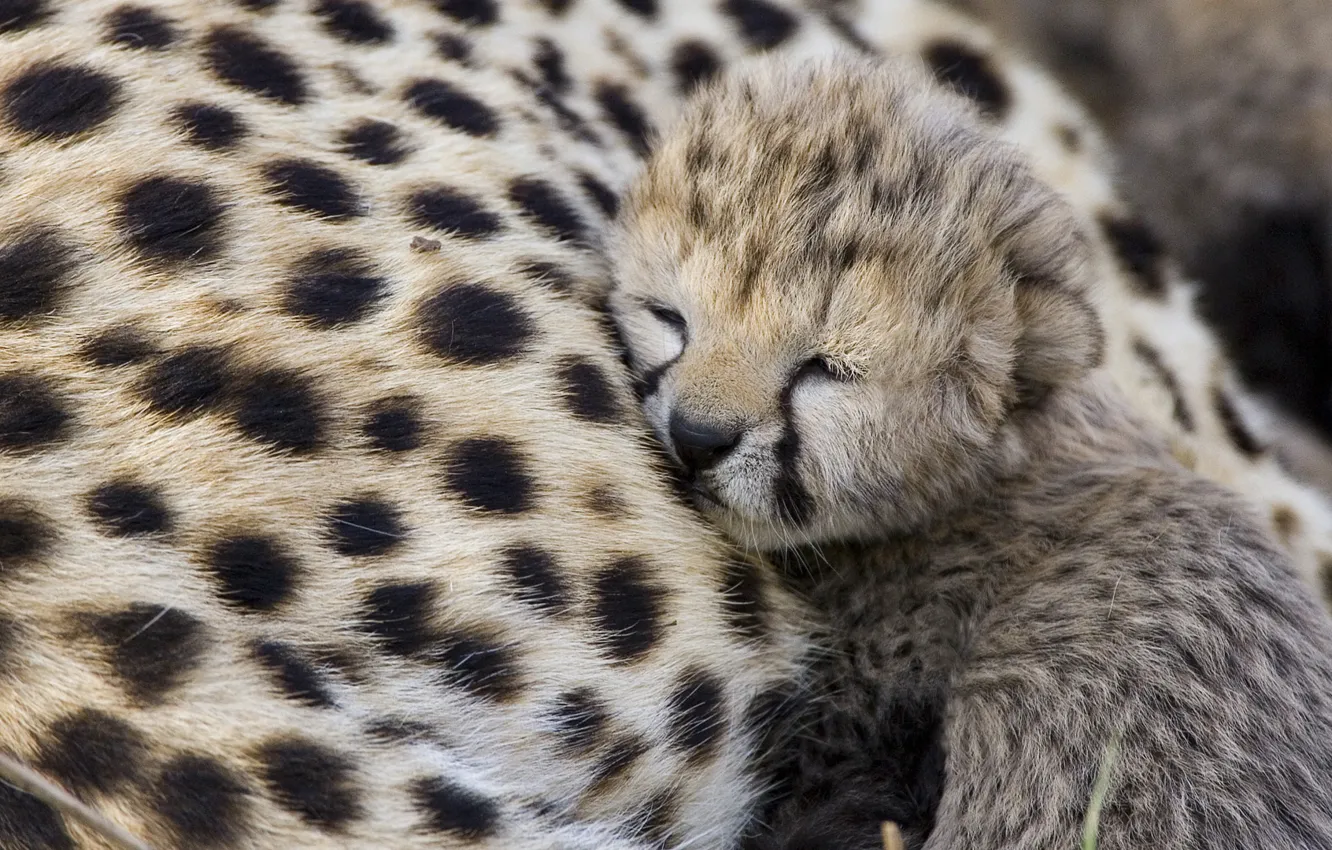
[948,0,1332,489]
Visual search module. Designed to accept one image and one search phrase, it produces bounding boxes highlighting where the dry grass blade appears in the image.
[0,751,155,850]
[881,820,906,850]
[1082,735,1123,850]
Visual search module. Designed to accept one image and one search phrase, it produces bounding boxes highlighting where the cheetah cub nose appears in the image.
[669,412,742,473]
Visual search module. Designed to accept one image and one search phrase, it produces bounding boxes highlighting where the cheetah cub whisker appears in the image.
[610,54,1332,850]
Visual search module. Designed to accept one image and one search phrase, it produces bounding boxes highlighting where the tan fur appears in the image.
[613,56,1108,547]
[2,0,1332,847]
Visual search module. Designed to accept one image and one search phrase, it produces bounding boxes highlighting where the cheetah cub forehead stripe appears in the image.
[610,54,1101,549]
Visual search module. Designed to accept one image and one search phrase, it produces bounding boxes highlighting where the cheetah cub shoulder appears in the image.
[610,55,1332,850]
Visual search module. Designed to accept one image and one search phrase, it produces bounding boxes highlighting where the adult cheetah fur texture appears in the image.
[0,0,1331,847]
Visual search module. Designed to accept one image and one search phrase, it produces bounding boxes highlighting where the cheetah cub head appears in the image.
[609,56,1105,550]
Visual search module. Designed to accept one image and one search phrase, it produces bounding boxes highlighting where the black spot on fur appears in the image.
[363,396,422,452]
[548,688,607,753]
[206,534,300,612]
[232,368,323,452]
[577,171,618,218]
[417,283,534,364]
[0,615,16,672]
[204,25,308,105]
[432,0,496,25]
[0,781,72,850]
[824,8,875,54]
[501,545,567,613]
[671,40,721,93]
[434,31,472,62]
[532,85,599,144]
[591,556,665,661]
[87,480,171,536]
[629,789,679,845]
[584,484,629,518]
[87,603,206,702]
[1192,207,1332,437]
[444,437,535,514]
[104,5,176,49]
[363,717,436,744]
[0,372,68,448]
[533,38,569,92]
[173,102,246,150]
[405,78,498,136]
[263,159,360,220]
[314,0,392,44]
[537,0,571,13]
[586,734,647,793]
[407,186,502,237]
[1056,124,1081,153]
[509,178,588,244]
[741,680,804,756]
[1213,386,1264,457]
[924,40,1011,120]
[119,176,225,262]
[339,118,408,165]
[412,776,500,839]
[595,82,651,157]
[0,0,51,33]
[37,709,147,796]
[3,62,121,139]
[81,325,154,367]
[361,582,436,656]
[156,754,252,848]
[434,628,520,700]
[1131,339,1194,432]
[256,737,363,831]
[253,640,336,708]
[720,0,797,49]
[615,0,655,16]
[325,496,404,557]
[667,668,726,760]
[557,358,622,424]
[1100,213,1166,297]
[0,500,51,575]
[284,248,385,327]
[762,686,947,850]
[141,346,230,416]
[0,226,73,321]
[719,558,766,639]
[234,0,277,8]
[518,260,573,293]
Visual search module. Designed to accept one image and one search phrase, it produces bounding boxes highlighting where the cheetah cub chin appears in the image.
[610,56,1332,849]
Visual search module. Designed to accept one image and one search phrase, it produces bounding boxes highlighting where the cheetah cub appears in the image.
[609,55,1332,849]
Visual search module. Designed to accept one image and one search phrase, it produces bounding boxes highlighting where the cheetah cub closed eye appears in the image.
[610,55,1332,849]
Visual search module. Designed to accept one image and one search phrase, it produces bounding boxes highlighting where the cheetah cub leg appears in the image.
[610,54,1332,849]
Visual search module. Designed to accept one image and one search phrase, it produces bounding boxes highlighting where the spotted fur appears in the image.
[1,0,1331,847]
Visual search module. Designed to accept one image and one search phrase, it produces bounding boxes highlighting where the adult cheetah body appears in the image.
[0,0,1330,848]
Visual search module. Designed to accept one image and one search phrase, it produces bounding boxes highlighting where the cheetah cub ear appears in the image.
[1003,199,1105,405]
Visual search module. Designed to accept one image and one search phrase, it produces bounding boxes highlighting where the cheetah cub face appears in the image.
[610,56,1104,550]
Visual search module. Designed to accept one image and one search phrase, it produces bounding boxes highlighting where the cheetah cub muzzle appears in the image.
[608,52,1101,550]
[610,55,1332,849]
